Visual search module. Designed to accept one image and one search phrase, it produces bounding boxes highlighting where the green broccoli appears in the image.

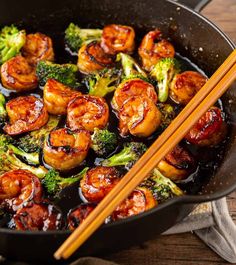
[84,68,122,97]
[18,115,60,153]
[91,128,117,156]
[142,168,183,203]
[36,60,78,87]
[0,25,26,64]
[0,93,7,126]
[42,167,89,195]
[150,58,180,102]
[117,52,148,81]
[0,134,39,165]
[101,142,147,169]
[0,149,47,178]
[65,22,102,53]
[157,103,176,130]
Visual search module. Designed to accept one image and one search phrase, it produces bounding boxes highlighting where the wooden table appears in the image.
[104,1,236,264]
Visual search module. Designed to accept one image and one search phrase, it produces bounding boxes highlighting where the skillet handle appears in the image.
[175,0,211,12]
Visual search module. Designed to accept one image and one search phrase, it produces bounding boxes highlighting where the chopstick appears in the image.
[54,49,236,260]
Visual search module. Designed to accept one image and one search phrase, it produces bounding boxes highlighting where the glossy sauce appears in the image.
[0,27,228,227]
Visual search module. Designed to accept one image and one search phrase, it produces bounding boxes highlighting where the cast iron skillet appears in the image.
[0,0,236,262]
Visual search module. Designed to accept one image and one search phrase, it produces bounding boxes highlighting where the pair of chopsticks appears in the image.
[55,49,236,260]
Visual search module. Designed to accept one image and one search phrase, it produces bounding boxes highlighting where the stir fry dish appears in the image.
[0,23,228,231]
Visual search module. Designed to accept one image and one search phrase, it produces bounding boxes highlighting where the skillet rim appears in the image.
[0,0,235,235]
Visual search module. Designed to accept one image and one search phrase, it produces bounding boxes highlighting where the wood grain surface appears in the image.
[103,1,236,264]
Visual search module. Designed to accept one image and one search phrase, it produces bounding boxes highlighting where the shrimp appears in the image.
[13,202,62,231]
[0,55,38,91]
[112,78,158,111]
[21,32,54,66]
[43,79,81,115]
[138,30,175,72]
[67,95,109,132]
[77,41,114,74]
[67,203,95,231]
[185,106,227,146]
[4,95,49,135]
[112,187,157,220]
[43,128,91,171]
[80,166,120,203]
[170,71,207,105]
[101,24,135,55]
[157,145,196,181]
[0,169,42,212]
[119,96,161,137]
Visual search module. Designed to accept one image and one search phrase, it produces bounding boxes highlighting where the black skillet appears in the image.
[0,0,236,262]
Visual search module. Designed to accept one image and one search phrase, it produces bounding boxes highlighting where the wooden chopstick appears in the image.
[54,49,236,260]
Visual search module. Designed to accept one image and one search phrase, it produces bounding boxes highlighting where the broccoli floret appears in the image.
[91,128,117,156]
[36,60,78,87]
[142,168,183,203]
[0,25,26,64]
[117,52,148,81]
[0,93,7,126]
[18,115,60,153]
[0,134,39,165]
[65,23,102,53]
[84,68,122,97]
[0,149,47,178]
[157,103,176,130]
[101,142,147,169]
[150,58,180,102]
[43,167,89,195]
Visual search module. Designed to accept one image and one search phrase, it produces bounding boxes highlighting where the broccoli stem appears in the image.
[79,29,102,41]
[65,23,102,52]
[89,77,116,97]
[152,168,183,196]
[0,93,7,124]
[8,144,39,165]
[102,149,133,166]
[2,150,47,178]
[60,167,89,188]
[151,58,180,103]
[158,75,169,102]
[101,142,147,169]
[43,167,89,194]
[2,46,16,63]
[101,146,136,167]
[118,52,147,80]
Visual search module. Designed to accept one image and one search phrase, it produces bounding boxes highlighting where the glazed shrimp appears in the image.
[67,95,109,132]
[112,187,157,220]
[67,203,95,230]
[157,145,196,181]
[112,78,158,111]
[4,95,49,135]
[13,202,62,231]
[119,96,161,137]
[0,55,38,91]
[77,41,114,74]
[80,166,120,203]
[0,169,42,212]
[138,30,175,72]
[101,24,135,55]
[170,71,207,105]
[43,79,81,115]
[185,106,227,146]
[43,128,91,171]
[21,32,54,66]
